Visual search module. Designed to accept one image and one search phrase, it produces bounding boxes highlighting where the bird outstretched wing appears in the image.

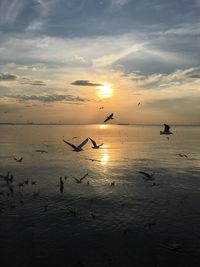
[139,171,150,178]
[63,139,77,149]
[89,137,97,147]
[77,138,88,149]
[80,173,88,182]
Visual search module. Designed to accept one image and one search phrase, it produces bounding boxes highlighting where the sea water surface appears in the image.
[0,124,200,267]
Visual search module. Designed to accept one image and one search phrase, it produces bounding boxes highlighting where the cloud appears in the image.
[129,67,200,89]
[4,94,90,103]
[0,72,46,86]
[20,78,46,86]
[71,80,103,86]
[0,73,17,81]
[0,0,25,25]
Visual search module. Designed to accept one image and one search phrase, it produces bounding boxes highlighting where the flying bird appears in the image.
[104,113,114,123]
[73,173,89,183]
[63,138,88,152]
[160,124,173,135]
[89,138,103,149]
[138,171,155,181]
[99,106,104,110]
[14,157,23,162]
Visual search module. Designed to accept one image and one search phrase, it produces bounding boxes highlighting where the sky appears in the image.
[0,0,200,124]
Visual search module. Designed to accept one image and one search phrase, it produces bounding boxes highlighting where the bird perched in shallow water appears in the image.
[160,124,173,135]
[89,138,103,149]
[104,113,114,123]
[63,138,88,152]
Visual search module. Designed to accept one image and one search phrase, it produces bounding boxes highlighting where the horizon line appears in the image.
[0,122,200,126]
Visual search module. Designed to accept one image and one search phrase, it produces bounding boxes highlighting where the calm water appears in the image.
[0,125,200,267]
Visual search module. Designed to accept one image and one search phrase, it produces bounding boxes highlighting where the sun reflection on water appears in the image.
[100,147,110,165]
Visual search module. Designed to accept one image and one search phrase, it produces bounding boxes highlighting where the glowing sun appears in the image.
[98,84,113,99]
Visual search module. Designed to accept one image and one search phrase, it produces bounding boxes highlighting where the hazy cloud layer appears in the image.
[0,73,17,81]
[71,80,102,86]
[3,94,90,103]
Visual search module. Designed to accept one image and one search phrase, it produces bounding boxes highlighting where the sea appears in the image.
[0,124,200,267]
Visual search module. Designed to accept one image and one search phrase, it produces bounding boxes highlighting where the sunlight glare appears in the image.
[98,84,113,99]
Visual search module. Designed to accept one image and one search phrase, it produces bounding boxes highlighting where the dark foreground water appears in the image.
[0,125,200,267]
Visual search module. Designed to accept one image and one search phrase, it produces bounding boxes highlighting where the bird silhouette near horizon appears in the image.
[160,124,173,135]
[63,138,88,152]
[104,113,114,123]
[89,138,104,149]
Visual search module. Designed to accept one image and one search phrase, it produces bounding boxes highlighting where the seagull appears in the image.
[104,113,114,123]
[89,138,103,149]
[14,157,23,162]
[176,153,188,158]
[176,153,184,158]
[99,106,104,110]
[73,173,88,183]
[138,171,155,181]
[160,124,173,135]
[63,138,88,152]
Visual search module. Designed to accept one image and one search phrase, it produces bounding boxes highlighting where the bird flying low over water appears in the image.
[138,171,155,181]
[160,124,173,135]
[104,113,114,123]
[14,157,23,162]
[73,173,88,183]
[63,138,88,152]
[89,138,103,149]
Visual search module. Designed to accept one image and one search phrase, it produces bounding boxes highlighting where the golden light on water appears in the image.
[99,124,108,130]
[98,84,113,99]
[100,148,110,165]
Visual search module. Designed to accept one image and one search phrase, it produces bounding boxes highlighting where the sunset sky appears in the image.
[0,0,200,124]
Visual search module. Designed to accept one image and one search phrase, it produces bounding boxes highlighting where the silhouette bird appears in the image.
[89,138,103,149]
[138,102,141,106]
[176,153,188,158]
[138,171,155,180]
[73,173,88,183]
[160,124,173,135]
[63,138,88,152]
[14,157,23,162]
[104,113,114,123]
